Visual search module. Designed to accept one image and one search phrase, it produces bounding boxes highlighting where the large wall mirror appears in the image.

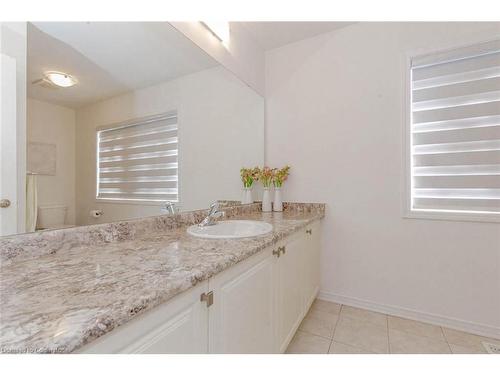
[0,22,264,236]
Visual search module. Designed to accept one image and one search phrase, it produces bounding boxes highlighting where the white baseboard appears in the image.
[318,291,500,340]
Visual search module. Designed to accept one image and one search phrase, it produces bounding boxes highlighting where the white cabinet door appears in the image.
[275,234,306,353]
[80,281,209,354]
[302,221,322,311]
[311,221,322,295]
[208,247,275,353]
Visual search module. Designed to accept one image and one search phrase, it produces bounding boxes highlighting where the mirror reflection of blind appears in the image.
[97,113,178,202]
[411,40,500,215]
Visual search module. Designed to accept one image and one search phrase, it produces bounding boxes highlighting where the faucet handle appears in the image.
[208,201,220,214]
[161,201,177,214]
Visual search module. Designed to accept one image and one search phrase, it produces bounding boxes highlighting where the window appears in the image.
[406,40,500,221]
[96,112,178,203]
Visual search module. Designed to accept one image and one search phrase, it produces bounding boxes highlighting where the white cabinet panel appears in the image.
[275,234,305,353]
[80,281,209,354]
[302,221,322,311]
[208,247,275,353]
[311,221,321,295]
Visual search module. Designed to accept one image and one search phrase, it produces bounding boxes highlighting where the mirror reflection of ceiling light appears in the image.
[201,22,230,45]
[44,71,77,88]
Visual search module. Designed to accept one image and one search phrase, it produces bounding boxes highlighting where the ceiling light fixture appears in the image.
[44,71,77,88]
[201,21,230,45]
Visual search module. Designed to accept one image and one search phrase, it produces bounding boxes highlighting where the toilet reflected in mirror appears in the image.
[36,205,73,230]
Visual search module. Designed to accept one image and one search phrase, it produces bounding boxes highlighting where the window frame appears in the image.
[95,111,180,206]
[402,38,500,223]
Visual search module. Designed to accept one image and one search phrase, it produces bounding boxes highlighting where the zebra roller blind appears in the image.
[410,40,500,216]
[96,112,178,202]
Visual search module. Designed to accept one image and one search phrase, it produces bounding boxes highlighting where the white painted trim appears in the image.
[94,198,166,206]
[402,51,413,222]
[318,290,500,340]
[404,208,500,223]
[96,111,178,132]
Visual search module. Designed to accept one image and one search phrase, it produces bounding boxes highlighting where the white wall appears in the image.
[265,22,500,337]
[27,98,76,225]
[170,22,265,96]
[76,66,264,225]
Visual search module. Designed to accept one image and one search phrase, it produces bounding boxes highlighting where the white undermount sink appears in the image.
[187,220,273,239]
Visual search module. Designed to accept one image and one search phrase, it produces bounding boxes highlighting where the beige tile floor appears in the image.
[286,299,500,354]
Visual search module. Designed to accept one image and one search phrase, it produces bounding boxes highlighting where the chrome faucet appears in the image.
[199,201,225,227]
[161,201,177,215]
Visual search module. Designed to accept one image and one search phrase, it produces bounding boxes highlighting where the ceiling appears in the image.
[28,22,218,109]
[27,22,355,108]
[239,22,355,51]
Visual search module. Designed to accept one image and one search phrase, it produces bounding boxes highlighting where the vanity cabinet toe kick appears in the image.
[79,220,322,354]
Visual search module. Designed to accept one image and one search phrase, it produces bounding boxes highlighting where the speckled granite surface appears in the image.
[0,202,264,266]
[0,203,324,353]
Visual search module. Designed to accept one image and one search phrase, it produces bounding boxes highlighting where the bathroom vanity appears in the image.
[81,221,321,354]
[0,22,323,354]
[0,203,324,354]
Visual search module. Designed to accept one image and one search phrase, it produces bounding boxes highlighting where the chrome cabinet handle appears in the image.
[306,229,312,235]
[200,291,214,307]
[272,248,281,258]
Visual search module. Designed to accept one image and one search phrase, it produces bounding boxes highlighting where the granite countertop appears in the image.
[0,205,324,353]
